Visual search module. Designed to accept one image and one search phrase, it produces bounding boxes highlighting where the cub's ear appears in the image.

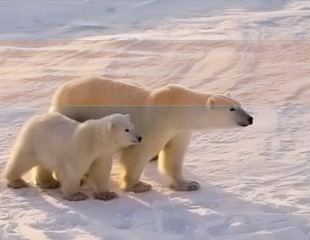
[224,91,231,97]
[108,121,116,130]
[207,97,215,107]
[125,114,131,120]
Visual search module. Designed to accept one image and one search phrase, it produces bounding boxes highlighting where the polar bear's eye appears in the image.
[125,129,129,132]
[229,108,236,111]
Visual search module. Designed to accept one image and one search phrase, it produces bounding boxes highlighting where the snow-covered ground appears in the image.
[0,0,309,40]
[0,0,310,240]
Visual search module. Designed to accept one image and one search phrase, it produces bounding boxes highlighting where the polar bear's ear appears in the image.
[108,122,116,130]
[207,97,215,107]
[125,114,131,120]
[224,91,231,97]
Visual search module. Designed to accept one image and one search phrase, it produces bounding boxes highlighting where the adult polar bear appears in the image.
[49,78,253,193]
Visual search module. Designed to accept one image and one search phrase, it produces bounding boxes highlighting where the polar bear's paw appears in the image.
[7,179,28,188]
[125,181,152,193]
[64,192,88,201]
[80,176,88,186]
[170,181,200,191]
[94,191,118,201]
[37,179,60,189]
[149,155,158,162]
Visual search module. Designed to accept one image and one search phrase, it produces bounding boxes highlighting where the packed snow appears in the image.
[0,0,310,240]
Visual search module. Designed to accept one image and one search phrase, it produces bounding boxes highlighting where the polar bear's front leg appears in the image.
[88,155,118,201]
[158,131,200,191]
[119,147,152,193]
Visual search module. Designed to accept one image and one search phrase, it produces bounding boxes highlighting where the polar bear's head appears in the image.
[106,114,142,148]
[202,94,253,129]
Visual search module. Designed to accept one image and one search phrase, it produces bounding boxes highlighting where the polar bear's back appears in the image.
[16,113,78,158]
[51,78,151,108]
[49,78,155,122]
[24,113,77,136]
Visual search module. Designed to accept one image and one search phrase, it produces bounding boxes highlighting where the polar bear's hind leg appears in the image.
[57,168,88,201]
[32,165,60,189]
[4,151,36,188]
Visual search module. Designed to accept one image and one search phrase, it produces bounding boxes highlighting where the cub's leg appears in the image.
[3,150,36,188]
[56,168,87,201]
[88,155,118,201]
[158,131,200,191]
[32,165,60,189]
[119,146,153,193]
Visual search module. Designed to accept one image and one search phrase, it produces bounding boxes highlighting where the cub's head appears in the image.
[203,93,253,128]
[107,114,142,148]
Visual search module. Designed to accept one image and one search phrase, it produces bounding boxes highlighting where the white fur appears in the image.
[3,112,140,200]
[49,78,253,192]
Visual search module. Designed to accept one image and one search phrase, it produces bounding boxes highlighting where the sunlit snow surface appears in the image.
[0,0,309,239]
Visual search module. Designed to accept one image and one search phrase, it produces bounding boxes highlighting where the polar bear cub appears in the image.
[3,113,142,201]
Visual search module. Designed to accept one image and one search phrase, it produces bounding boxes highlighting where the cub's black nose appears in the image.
[248,116,253,125]
[137,136,143,142]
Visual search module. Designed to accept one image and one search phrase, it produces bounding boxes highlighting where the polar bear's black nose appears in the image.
[248,116,253,125]
[137,136,143,142]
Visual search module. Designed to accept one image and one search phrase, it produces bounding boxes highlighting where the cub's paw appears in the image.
[94,191,118,201]
[7,179,28,189]
[80,176,88,186]
[64,192,88,201]
[149,155,158,162]
[170,181,200,191]
[36,179,60,189]
[124,181,152,193]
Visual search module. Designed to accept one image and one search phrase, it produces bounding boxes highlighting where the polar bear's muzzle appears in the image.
[131,133,143,144]
[238,115,253,127]
[234,107,254,127]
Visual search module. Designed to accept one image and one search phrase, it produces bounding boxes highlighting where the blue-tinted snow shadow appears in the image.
[0,0,290,40]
